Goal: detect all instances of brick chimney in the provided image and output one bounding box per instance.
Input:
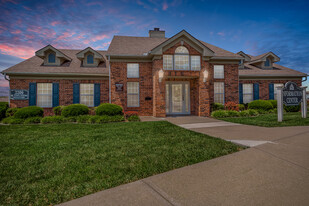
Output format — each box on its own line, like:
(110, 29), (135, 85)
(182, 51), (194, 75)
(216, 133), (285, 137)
(149, 28), (165, 38)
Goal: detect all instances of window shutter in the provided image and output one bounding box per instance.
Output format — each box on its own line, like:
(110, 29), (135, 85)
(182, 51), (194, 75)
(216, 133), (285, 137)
(269, 83), (274, 100)
(52, 83), (59, 107)
(239, 83), (243, 104)
(29, 82), (36, 106)
(94, 83), (100, 106)
(73, 83), (80, 104)
(253, 83), (259, 100)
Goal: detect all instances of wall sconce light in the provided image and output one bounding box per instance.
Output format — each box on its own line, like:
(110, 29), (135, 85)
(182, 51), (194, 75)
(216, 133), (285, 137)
(158, 69), (164, 82)
(203, 69), (208, 82)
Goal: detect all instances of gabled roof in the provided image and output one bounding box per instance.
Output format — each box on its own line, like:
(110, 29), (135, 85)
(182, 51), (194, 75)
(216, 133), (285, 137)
(76, 47), (104, 60)
(249, 52), (280, 63)
(2, 49), (108, 76)
(150, 30), (214, 57)
(237, 51), (251, 61)
(35, 45), (72, 61)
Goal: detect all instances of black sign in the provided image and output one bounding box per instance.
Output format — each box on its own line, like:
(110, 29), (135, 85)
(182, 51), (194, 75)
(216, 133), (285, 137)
(115, 84), (123, 91)
(283, 82), (303, 106)
(10, 89), (29, 100)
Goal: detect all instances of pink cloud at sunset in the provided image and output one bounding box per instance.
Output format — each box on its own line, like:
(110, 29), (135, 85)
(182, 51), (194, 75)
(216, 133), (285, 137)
(0, 44), (36, 59)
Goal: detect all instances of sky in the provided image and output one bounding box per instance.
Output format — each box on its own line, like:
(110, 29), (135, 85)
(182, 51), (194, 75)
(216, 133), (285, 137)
(0, 0), (309, 95)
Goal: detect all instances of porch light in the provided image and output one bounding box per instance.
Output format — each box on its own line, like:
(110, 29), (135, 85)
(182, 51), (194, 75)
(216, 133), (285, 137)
(158, 69), (164, 82)
(203, 69), (208, 82)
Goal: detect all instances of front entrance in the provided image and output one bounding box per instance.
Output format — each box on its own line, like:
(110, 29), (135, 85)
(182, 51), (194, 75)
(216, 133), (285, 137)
(166, 82), (190, 115)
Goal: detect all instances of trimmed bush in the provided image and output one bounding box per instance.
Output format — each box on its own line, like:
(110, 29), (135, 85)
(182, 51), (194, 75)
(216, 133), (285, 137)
(124, 111), (138, 118)
(227, 110), (240, 117)
(65, 116), (77, 122)
(211, 110), (229, 118)
(24, 117), (42, 124)
(14, 106), (44, 119)
(284, 105), (301, 112)
(225, 102), (239, 111)
(0, 102), (9, 109)
(87, 115), (101, 124)
(268, 100), (277, 108)
(6, 108), (20, 117)
(53, 106), (64, 116)
(248, 100), (273, 111)
(77, 115), (92, 123)
(61, 104), (89, 117)
(239, 110), (250, 117)
(127, 115), (140, 122)
(238, 104), (245, 111)
(2, 117), (24, 124)
(96, 115), (125, 123)
(247, 109), (259, 116)
(0, 102), (9, 120)
(41, 116), (65, 124)
(95, 103), (123, 116)
(211, 103), (224, 111)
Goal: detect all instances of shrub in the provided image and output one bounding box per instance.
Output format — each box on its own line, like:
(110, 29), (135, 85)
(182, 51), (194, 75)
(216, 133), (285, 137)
(211, 103), (224, 111)
(247, 109), (259, 116)
(0, 102), (9, 109)
(284, 105), (301, 112)
(248, 100), (273, 111)
(96, 115), (125, 123)
(77, 115), (92, 123)
(227, 110), (240, 117)
(61, 104), (89, 117)
(238, 104), (245, 111)
(211, 110), (229, 118)
(127, 115), (140, 122)
(65, 116), (77, 122)
(53, 106), (64, 116)
(24, 117), (42, 124)
(14, 106), (44, 119)
(124, 111), (139, 118)
(2, 117), (24, 124)
(225, 102), (239, 111)
(256, 109), (270, 114)
(6, 108), (20, 117)
(88, 115), (101, 124)
(239, 110), (250, 117)
(41, 116), (65, 124)
(269, 108), (277, 114)
(95, 103), (123, 116)
(0, 102), (9, 120)
(268, 100), (277, 108)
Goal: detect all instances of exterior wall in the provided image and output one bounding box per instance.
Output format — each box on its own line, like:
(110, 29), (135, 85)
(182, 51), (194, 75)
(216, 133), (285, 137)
(110, 62), (153, 116)
(9, 78), (109, 116)
(239, 79), (302, 100)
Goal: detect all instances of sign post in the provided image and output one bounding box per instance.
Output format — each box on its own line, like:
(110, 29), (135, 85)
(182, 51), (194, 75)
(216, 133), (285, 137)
(277, 86), (284, 122)
(301, 86), (307, 118)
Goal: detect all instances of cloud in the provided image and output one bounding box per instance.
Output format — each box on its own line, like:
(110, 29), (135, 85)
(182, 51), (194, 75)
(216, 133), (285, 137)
(56, 31), (76, 41)
(11, 30), (21, 34)
(217, 32), (225, 37)
(0, 44), (36, 59)
(162, 2), (168, 10)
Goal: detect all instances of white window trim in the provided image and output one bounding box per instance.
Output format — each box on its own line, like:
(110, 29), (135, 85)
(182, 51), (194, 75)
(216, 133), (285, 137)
(127, 82), (140, 107)
(214, 82), (225, 104)
(80, 83), (94, 107)
(214, 65), (224, 79)
(37, 83), (53, 108)
(127, 63), (139, 78)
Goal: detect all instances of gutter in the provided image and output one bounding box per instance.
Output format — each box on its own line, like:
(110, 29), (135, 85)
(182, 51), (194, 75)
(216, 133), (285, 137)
(3, 72), (109, 77)
(108, 55), (111, 103)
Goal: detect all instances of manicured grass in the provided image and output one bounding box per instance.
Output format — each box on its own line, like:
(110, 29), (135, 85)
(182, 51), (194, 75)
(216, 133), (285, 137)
(0, 121), (243, 205)
(220, 112), (309, 127)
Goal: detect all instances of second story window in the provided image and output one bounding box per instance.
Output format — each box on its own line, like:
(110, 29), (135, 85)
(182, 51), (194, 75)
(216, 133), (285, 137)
(265, 58), (270, 67)
(87, 54), (94, 64)
(174, 46), (189, 70)
(214, 65), (224, 79)
(127, 63), (139, 78)
(191, 56), (201, 71)
(163, 55), (173, 70)
(48, 53), (56, 63)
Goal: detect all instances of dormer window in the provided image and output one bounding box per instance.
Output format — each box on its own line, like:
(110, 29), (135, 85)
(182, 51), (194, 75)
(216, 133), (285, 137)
(87, 54), (94, 64)
(265, 58), (270, 67)
(48, 53), (56, 63)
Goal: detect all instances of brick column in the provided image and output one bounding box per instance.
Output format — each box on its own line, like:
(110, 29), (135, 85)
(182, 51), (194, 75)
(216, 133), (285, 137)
(198, 61), (211, 116)
(152, 59), (166, 117)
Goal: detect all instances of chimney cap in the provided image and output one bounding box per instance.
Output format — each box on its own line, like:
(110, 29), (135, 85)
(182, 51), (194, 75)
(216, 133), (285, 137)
(154, 28), (160, 31)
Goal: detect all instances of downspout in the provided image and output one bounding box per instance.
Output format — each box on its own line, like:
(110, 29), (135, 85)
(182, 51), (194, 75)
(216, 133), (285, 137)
(2, 72), (10, 105)
(108, 55), (111, 103)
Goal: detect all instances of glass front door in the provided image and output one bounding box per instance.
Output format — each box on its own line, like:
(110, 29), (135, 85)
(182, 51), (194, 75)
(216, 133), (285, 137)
(166, 82), (190, 115)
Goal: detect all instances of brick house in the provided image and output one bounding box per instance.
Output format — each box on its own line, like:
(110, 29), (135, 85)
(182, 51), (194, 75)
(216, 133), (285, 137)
(2, 29), (307, 117)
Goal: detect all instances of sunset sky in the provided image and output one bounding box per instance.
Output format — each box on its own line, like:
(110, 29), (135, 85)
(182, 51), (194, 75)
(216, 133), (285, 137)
(0, 0), (308, 92)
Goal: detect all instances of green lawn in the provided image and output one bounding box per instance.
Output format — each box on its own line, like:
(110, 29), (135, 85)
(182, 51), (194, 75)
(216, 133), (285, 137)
(0, 121), (242, 205)
(220, 112), (309, 127)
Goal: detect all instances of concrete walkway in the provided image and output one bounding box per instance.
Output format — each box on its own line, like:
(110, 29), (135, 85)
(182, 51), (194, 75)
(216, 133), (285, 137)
(59, 116), (309, 206)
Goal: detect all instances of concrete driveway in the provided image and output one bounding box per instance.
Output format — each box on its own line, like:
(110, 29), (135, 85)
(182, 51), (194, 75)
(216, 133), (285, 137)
(59, 116), (309, 206)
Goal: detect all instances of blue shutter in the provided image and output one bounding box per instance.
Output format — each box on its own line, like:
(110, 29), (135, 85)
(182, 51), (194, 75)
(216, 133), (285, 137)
(253, 83), (259, 100)
(29, 82), (36, 106)
(239, 83), (243, 104)
(73, 83), (80, 104)
(94, 83), (101, 106)
(52, 83), (59, 107)
(269, 83), (274, 100)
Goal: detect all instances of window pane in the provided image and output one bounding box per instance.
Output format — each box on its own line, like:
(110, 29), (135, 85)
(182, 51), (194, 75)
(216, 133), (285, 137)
(243, 84), (253, 104)
(48, 53), (55, 63)
(214, 82), (224, 104)
(87, 54), (94, 64)
(80, 84), (94, 107)
(127, 64), (139, 78)
(265, 58), (270, 67)
(37, 83), (52, 107)
(175, 46), (189, 54)
(214, 65), (224, 79)
(174, 55), (189, 70)
(127, 82), (139, 107)
(191, 56), (201, 71)
(163, 55), (173, 70)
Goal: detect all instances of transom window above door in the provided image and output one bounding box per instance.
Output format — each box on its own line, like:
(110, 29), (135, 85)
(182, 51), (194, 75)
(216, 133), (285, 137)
(163, 46), (201, 71)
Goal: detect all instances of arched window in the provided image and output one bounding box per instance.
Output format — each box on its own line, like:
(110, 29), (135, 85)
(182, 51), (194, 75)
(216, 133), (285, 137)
(174, 46), (189, 70)
(87, 54), (94, 64)
(48, 53), (55, 63)
(265, 58), (270, 67)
